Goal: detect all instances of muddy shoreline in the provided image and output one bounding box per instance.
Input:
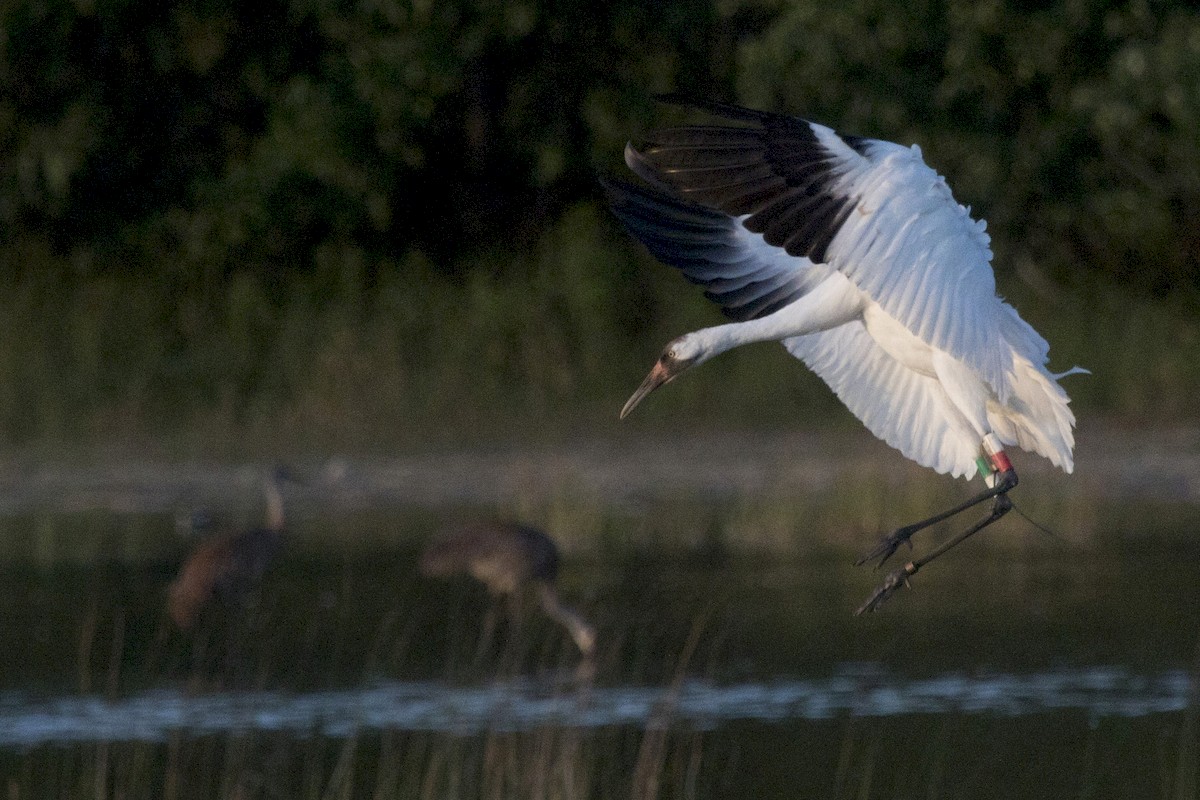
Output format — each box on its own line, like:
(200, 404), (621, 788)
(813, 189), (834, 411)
(0, 425), (1194, 517)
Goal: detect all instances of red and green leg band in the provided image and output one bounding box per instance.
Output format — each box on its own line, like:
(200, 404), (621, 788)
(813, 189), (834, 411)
(977, 434), (1013, 483)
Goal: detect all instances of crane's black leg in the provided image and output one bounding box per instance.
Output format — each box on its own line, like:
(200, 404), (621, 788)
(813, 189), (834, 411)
(855, 492), (1013, 615)
(855, 469), (1018, 568)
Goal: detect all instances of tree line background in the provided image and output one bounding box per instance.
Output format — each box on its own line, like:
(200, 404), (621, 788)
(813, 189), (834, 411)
(1, 0), (1197, 454)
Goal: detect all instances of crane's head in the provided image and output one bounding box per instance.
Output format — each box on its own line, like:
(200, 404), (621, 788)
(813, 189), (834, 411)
(620, 334), (706, 419)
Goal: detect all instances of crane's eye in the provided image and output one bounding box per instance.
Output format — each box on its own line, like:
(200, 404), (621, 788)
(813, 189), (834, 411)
(666, 349), (676, 360)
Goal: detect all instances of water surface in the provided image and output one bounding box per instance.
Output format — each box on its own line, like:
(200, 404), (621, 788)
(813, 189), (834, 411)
(0, 488), (1196, 799)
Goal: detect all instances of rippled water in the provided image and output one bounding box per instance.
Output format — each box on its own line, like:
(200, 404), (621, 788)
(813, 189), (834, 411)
(1, 666), (1192, 747)
(0, 491), (1197, 799)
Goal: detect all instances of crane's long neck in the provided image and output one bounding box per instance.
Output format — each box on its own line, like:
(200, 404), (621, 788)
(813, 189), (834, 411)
(536, 583), (596, 658)
(693, 273), (863, 360)
(263, 473), (285, 532)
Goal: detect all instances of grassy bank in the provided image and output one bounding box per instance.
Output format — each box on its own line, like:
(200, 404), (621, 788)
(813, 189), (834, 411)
(1, 202), (1196, 459)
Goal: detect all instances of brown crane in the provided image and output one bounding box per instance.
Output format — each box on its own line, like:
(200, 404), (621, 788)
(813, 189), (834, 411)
(168, 467), (295, 630)
(421, 521), (597, 660)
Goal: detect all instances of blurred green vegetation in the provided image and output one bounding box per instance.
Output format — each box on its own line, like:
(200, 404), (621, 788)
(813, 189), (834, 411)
(0, 0), (1197, 453)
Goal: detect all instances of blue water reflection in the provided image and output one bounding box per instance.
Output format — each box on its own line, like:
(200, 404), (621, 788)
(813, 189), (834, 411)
(1, 664), (1189, 746)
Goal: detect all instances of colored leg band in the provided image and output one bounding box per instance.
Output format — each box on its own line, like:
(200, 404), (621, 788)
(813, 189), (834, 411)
(982, 433), (1013, 473)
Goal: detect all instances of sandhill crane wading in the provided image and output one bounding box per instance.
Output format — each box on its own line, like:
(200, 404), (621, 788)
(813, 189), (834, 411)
(421, 522), (597, 661)
(606, 97), (1087, 613)
(168, 467), (298, 630)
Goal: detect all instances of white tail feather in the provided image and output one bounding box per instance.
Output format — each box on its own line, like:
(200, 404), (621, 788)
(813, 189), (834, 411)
(987, 354), (1080, 473)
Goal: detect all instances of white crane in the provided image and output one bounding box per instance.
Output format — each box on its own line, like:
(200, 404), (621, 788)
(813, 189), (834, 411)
(607, 96), (1087, 613)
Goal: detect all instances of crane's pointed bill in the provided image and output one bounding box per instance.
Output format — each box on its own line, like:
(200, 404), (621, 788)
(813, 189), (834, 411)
(620, 360), (673, 419)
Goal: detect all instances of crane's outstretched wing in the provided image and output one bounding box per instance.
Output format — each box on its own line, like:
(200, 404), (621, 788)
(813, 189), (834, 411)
(783, 324), (980, 477)
(626, 96), (1021, 399)
(606, 174), (980, 476)
(604, 177), (832, 321)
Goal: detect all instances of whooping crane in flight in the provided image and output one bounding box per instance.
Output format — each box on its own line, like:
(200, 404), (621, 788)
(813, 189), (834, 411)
(421, 521), (597, 662)
(607, 96), (1086, 613)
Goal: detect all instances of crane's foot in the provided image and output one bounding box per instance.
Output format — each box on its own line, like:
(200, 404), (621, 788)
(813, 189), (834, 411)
(854, 522), (921, 569)
(854, 491), (1015, 614)
(854, 562), (918, 615)
(854, 469), (1019, 570)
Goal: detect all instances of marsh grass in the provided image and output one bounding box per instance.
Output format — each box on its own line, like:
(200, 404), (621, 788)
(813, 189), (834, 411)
(0, 469), (1198, 798)
(0, 457), (1126, 572)
(3, 567), (726, 800)
(2, 503), (1200, 798)
(0, 204), (1195, 458)
(10, 711), (1199, 800)
(0, 490), (755, 799)
(3, 723), (714, 800)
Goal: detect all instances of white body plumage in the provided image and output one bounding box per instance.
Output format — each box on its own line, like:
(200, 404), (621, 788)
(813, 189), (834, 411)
(609, 98), (1086, 481)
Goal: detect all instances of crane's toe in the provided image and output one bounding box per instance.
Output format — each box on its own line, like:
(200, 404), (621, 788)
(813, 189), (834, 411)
(854, 564), (917, 615)
(854, 524), (918, 569)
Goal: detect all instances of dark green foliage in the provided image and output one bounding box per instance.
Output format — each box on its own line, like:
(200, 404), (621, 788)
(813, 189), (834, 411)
(1, 0), (753, 284)
(738, 0), (1200, 295)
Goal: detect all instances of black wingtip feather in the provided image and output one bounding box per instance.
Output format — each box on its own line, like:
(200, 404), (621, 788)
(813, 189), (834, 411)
(602, 176), (729, 228)
(781, 197), (852, 260)
(603, 172), (817, 321)
(707, 279), (802, 322)
(654, 94), (872, 159)
(806, 202), (856, 264)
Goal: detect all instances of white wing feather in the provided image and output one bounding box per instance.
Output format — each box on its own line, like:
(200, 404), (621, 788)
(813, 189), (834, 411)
(614, 100), (1083, 475)
(810, 130), (1017, 401)
(784, 322), (981, 478)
